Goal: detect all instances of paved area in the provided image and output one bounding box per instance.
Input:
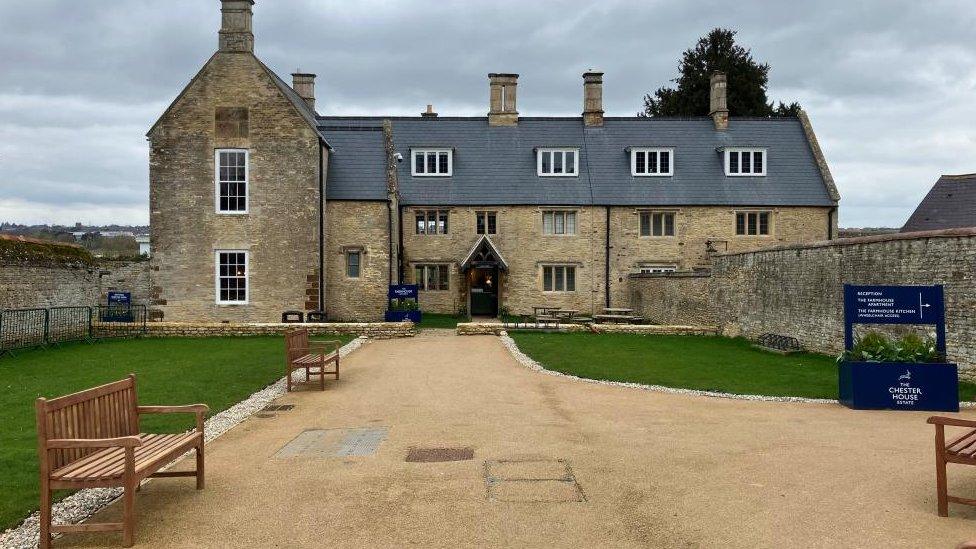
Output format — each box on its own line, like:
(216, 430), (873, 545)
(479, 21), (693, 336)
(63, 333), (976, 548)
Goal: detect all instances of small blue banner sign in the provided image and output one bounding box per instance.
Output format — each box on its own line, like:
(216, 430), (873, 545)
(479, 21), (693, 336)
(840, 284), (957, 411)
(388, 285), (419, 300)
(107, 291), (131, 307)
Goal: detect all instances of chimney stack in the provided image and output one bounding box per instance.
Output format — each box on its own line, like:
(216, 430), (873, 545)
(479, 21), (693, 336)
(219, 0), (254, 53)
(291, 72), (316, 110)
(421, 104), (438, 118)
(709, 71), (729, 130)
(582, 70), (604, 127)
(488, 73), (518, 126)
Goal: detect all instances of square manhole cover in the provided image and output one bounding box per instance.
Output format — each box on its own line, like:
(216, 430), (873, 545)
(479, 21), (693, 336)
(275, 427), (388, 458)
(406, 447), (474, 462)
(484, 459), (585, 503)
(263, 404), (295, 412)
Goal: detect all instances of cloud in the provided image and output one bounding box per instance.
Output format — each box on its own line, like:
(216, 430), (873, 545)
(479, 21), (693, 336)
(0, 0), (974, 226)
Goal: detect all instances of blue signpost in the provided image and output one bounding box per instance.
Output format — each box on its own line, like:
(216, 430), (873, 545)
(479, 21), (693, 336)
(385, 285), (421, 323)
(839, 284), (958, 411)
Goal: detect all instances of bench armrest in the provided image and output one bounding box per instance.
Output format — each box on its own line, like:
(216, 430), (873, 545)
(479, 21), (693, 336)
(47, 436), (142, 449)
(138, 404), (209, 431)
(309, 340), (341, 353)
(927, 416), (976, 428)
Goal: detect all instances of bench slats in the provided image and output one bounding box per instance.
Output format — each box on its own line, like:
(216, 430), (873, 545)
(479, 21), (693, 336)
(52, 433), (200, 481)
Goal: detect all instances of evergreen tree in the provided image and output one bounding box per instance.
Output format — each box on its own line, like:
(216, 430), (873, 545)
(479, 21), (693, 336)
(639, 28), (799, 117)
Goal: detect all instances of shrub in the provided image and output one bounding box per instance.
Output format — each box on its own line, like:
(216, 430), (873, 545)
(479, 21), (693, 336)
(839, 331), (944, 363)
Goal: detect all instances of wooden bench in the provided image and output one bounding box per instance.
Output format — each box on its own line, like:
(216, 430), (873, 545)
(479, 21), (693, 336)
(285, 328), (340, 391)
(35, 374), (208, 548)
(928, 415), (976, 516)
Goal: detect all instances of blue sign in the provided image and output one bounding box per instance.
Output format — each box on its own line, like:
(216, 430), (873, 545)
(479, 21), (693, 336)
(843, 285), (946, 353)
(107, 291), (131, 307)
(840, 284), (956, 411)
(388, 285), (419, 300)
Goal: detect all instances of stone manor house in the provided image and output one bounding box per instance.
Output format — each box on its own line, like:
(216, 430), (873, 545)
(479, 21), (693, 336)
(148, 0), (841, 322)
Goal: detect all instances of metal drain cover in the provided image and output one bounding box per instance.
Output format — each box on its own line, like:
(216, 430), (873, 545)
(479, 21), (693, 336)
(263, 404), (295, 412)
(275, 427), (389, 458)
(406, 447), (474, 462)
(484, 459), (585, 502)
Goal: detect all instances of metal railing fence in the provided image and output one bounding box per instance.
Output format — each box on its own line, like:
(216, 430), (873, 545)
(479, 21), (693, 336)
(0, 305), (147, 355)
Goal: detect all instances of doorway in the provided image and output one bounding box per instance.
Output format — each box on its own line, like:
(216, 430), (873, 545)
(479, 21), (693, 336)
(470, 267), (499, 316)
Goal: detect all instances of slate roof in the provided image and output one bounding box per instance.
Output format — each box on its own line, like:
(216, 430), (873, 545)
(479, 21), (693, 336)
(319, 115), (836, 207)
(901, 174), (976, 232)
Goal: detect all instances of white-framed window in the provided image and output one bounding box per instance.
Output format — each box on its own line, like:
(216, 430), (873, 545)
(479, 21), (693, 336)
(735, 211), (772, 236)
(415, 264), (449, 291)
(631, 148), (673, 176)
(725, 148), (767, 176)
(638, 264), (677, 274)
(346, 250), (361, 278)
(542, 210), (577, 235)
(537, 148), (578, 177)
(415, 210), (449, 235)
(542, 265), (576, 292)
(215, 250), (248, 304)
(476, 211), (497, 235)
(412, 149), (452, 176)
(639, 211), (676, 237)
(215, 149), (248, 213)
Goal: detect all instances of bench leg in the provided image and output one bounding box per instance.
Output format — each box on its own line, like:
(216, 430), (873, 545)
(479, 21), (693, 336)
(39, 482), (51, 549)
(320, 363), (325, 391)
(286, 367), (292, 392)
(935, 424), (949, 517)
(122, 483), (136, 547)
(335, 355), (340, 380)
(196, 443), (205, 490)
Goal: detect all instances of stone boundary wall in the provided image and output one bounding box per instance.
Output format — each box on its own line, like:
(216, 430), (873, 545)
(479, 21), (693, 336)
(456, 322), (716, 336)
(0, 237), (152, 310)
(710, 228), (976, 373)
(628, 272), (715, 326)
(141, 321), (415, 339)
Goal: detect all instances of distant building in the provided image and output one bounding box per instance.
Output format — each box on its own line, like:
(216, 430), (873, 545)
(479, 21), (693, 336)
(135, 235), (151, 257)
(901, 174), (976, 232)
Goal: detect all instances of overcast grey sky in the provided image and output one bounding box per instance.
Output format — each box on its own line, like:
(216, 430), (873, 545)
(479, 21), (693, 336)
(0, 0), (973, 227)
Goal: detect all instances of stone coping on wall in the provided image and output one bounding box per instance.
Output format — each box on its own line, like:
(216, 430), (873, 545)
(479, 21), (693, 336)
(139, 321), (416, 339)
(717, 226), (976, 257)
(456, 322), (717, 336)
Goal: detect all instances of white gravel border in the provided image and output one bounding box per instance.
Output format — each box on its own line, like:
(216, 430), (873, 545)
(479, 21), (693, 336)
(0, 336), (368, 549)
(500, 331), (976, 408)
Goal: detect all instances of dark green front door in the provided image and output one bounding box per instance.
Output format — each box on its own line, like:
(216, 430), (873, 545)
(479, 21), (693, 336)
(470, 267), (498, 316)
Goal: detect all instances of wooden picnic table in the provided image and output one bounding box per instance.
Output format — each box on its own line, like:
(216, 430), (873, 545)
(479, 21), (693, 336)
(533, 306), (561, 317)
(593, 314), (640, 324)
(603, 307), (633, 314)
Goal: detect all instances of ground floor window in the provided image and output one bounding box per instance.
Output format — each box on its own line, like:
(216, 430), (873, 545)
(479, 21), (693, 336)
(638, 264), (677, 274)
(415, 264), (449, 291)
(542, 265), (576, 292)
(216, 250), (248, 304)
(736, 211), (771, 236)
(346, 250), (361, 278)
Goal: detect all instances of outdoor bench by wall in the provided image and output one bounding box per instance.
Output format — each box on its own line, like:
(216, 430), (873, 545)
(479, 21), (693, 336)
(141, 321), (416, 339)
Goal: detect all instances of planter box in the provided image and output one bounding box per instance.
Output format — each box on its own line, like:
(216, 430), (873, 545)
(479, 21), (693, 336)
(838, 361), (959, 412)
(385, 310), (421, 323)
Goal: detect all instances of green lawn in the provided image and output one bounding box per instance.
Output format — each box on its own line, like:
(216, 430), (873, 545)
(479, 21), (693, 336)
(0, 335), (353, 530)
(417, 313), (465, 329)
(509, 332), (976, 401)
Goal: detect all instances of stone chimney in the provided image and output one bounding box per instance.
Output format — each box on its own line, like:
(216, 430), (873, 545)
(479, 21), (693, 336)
(709, 71), (729, 130)
(291, 73), (316, 110)
(488, 73), (518, 126)
(421, 104), (438, 118)
(219, 0), (254, 53)
(582, 70), (604, 127)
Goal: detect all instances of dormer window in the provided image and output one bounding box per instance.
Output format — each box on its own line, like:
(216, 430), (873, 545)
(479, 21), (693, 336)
(631, 148), (673, 176)
(537, 148), (578, 177)
(412, 148), (452, 176)
(725, 148), (766, 176)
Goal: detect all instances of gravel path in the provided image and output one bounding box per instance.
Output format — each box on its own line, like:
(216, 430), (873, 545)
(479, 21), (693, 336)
(0, 336), (367, 549)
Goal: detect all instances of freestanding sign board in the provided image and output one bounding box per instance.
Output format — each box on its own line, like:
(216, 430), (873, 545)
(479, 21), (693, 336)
(104, 291), (134, 322)
(385, 285), (421, 323)
(839, 284), (958, 412)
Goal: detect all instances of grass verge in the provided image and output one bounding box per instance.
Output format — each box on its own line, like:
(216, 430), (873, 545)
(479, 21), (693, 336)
(0, 334), (354, 530)
(417, 313), (464, 329)
(508, 332), (976, 401)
